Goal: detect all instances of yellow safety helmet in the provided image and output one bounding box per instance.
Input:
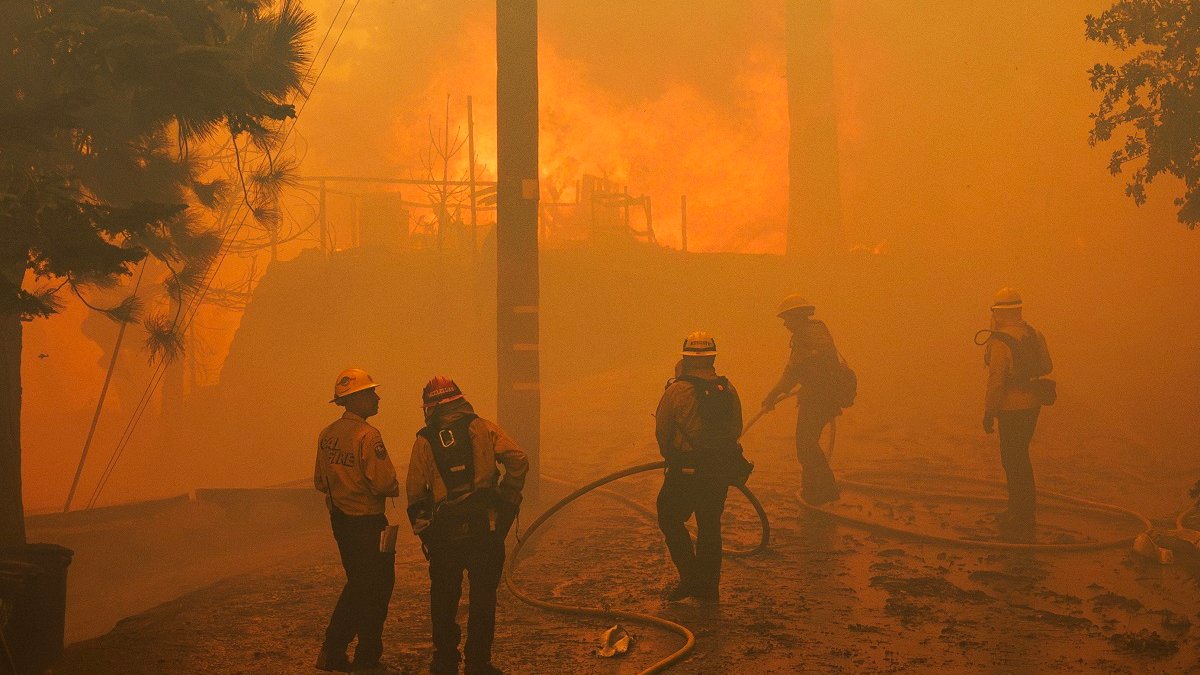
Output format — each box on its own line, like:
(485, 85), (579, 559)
(330, 368), (379, 403)
(776, 293), (815, 318)
(990, 287), (1023, 310)
(681, 331), (718, 357)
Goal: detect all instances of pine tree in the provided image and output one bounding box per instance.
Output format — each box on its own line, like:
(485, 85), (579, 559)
(0, 0), (313, 545)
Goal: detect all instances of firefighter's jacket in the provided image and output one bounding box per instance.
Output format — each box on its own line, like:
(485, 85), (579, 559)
(984, 320), (1053, 413)
(314, 411), (400, 515)
(655, 366), (743, 464)
(773, 319), (839, 404)
(406, 401), (528, 536)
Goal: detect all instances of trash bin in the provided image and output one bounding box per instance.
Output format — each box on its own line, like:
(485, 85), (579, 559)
(0, 543), (73, 675)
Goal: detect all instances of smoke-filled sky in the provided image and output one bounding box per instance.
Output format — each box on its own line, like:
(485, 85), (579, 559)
(22, 0), (1200, 511)
(291, 0), (1200, 253)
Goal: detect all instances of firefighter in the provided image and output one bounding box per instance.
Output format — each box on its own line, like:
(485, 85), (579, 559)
(656, 332), (743, 602)
(762, 294), (843, 505)
(315, 368), (400, 674)
(406, 377), (528, 675)
(982, 287), (1053, 540)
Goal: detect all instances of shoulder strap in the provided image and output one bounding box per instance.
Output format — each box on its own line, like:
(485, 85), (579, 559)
(676, 374), (725, 392)
(418, 414), (479, 497)
(987, 330), (1020, 350)
(983, 328), (1041, 376)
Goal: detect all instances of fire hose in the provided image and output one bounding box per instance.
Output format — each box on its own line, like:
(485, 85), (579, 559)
(503, 391), (782, 673)
(504, 462), (770, 674)
(502, 385), (1160, 672)
(1177, 496), (1200, 530)
(751, 388), (1152, 550)
(798, 472), (1152, 551)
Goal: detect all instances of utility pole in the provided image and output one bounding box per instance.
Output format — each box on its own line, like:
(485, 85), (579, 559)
(786, 0), (842, 257)
(318, 179), (328, 255)
(496, 0), (540, 501)
(467, 96), (479, 263)
(680, 195), (688, 252)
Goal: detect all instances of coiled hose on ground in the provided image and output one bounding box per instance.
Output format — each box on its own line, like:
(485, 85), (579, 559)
(754, 390), (1153, 550)
(1177, 496), (1200, 531)
(504, 461), (770, 674)
(798, 472), (1153, 551)
(504, 390), (1166, 672)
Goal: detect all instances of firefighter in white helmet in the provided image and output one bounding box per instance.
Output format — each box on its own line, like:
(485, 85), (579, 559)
(314, 368), (400, 673)
(981, 287), (1053, 541)
(763, 294), (843, 505)
(406, 377), (527, 675)
(655, 332), (744, 602)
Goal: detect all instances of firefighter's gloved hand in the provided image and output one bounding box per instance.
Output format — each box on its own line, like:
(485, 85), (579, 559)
(982, 414), (995, 434)
(761, 391), (781, 411)
(496, 499), (519, 540)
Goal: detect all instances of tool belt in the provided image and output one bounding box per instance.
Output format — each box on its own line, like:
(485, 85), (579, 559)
(415, 414), (498, 543)
(667, 444), (753, 487)
(424, 489), (496, 543)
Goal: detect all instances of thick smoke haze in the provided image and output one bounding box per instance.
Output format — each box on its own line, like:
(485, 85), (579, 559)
(22, 0), (1200, 512)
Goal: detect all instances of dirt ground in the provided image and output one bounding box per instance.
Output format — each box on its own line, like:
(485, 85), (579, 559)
(50, 397), (1200, 675)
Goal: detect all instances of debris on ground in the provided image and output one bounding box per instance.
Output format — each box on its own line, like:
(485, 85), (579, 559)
(597, 624), (632, 658)
(1108, 630), (1179, 657)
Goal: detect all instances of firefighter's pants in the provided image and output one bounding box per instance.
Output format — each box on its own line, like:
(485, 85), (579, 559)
(997, 408), (1040, 526)
(796, 402), (840, 503)
(324, 510), (395, 665)
(428, 534), (506, 668)
(657, 471), (728, 595)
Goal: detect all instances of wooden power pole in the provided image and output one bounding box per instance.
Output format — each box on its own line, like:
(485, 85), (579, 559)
(496, 0), (540, 500)
(786, 0), (842, 257)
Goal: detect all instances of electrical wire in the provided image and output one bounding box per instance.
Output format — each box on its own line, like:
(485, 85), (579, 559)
(63, 260), (147, 512)
(83, 2), (363, 508)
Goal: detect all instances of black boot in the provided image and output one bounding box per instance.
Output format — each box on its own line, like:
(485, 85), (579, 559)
(665, 579), (696, 602)
(316, 648), (354, 673)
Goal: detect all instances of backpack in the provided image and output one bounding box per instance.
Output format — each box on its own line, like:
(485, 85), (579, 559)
(984, 329), (1051, 380)
(676, 375), (739, 438)
(831, 355), (857, 409)
(416, 415), (495, 542)
(980, 328), (1056, 405)
(675, 376), (754, 485)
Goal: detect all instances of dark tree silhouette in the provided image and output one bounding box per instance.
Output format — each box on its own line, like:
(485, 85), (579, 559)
(1087, 0), (1200, 228)
(0, 0), (313, 545)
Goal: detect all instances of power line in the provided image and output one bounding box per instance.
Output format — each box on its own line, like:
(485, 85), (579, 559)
(63, 261), (146, 512)
(83, 2), (362, 508)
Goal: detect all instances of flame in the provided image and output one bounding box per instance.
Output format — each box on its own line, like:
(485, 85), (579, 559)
(383, 17), (791, 253)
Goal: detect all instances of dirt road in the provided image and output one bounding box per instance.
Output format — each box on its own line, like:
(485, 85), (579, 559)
(55, 417), (1200, 674)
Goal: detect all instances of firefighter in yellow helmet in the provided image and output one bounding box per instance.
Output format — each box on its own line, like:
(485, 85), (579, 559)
(655, 332), (744, 602)
(314, 368), (400, 674)
(981, 287), (1053, 541)
(406, 377), (528, 675)
(762, 294), (843, 505)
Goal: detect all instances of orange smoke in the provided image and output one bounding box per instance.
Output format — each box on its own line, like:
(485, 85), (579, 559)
(377, 13), (791, 253)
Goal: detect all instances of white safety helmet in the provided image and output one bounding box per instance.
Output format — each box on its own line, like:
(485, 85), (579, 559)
(680, 331), (718, 357)
(990, 287), (1023, 310)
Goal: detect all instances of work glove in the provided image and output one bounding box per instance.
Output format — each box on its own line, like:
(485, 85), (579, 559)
(982, 413), (995, 435)
(761, 389), (783, 411)
(496, 498), (519, 541)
